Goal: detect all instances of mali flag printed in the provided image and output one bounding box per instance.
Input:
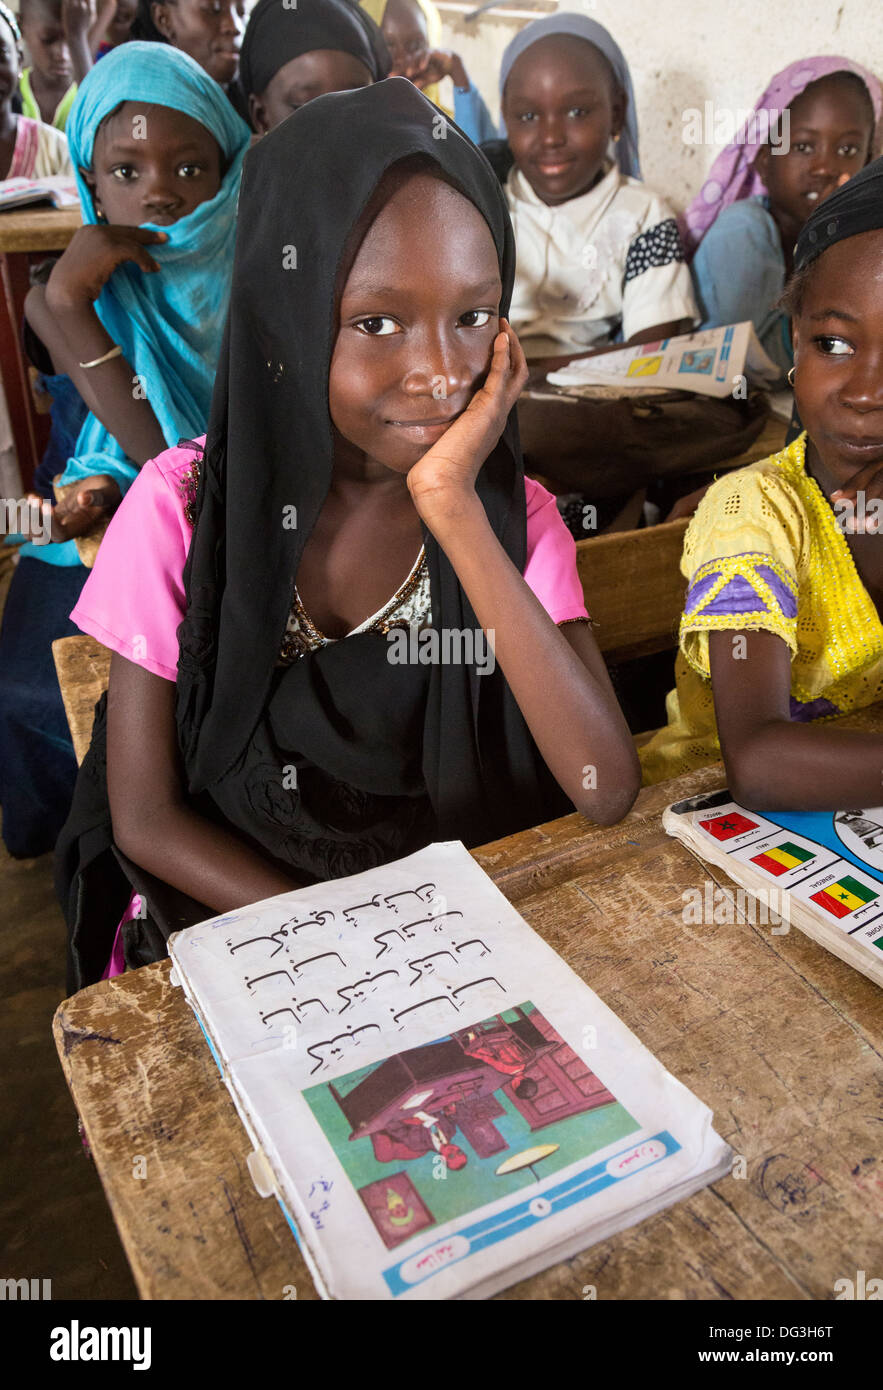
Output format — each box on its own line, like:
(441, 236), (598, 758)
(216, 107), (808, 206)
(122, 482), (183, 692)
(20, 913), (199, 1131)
(750, 842), (815, 877)
(699, 812), (759, 841)
(810, 875), (879, 919)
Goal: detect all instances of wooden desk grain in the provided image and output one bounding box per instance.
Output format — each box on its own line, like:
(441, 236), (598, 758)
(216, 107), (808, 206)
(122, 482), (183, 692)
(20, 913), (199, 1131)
(53, 739), (883, 1301)
(0, 205), (80, 253)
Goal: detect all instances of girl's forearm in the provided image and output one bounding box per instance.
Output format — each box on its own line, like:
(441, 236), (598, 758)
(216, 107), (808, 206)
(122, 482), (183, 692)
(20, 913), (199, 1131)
(709, 629), (883, 809)
(68, 31), (94, 84)
(30, 288), (168, 463)
(114, 797), (303, 914)
(427, 497), (639, 822)
(721, 718), (883, 811)
(88, 0), (115, 52)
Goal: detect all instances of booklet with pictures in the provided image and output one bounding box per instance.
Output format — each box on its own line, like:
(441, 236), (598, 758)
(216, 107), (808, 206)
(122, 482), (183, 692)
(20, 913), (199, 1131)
(545, 321), (779, 399)
(664, 791), (883, 987)
(168, 842), (732, 1300)
(0, 176), (79, 210)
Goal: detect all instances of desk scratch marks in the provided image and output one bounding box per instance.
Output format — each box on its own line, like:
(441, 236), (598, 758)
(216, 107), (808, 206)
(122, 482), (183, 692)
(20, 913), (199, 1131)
(58, 1017), (122, 1056)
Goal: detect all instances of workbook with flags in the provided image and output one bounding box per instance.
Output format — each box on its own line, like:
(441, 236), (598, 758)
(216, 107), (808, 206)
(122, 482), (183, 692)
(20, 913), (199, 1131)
(664, 792), (883, 987)
(167, 842), (732, 1300)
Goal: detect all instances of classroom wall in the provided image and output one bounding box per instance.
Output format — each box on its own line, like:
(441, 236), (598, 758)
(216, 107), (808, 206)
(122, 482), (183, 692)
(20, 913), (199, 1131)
(438, 0), (883, 211)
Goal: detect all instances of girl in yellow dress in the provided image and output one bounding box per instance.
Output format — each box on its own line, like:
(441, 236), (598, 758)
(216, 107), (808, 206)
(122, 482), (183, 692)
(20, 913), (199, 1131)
(641, 157), (883, 809)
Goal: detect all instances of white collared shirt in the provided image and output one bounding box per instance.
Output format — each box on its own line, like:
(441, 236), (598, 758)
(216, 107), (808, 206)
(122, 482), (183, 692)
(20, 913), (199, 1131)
(505, 161), (698, 356)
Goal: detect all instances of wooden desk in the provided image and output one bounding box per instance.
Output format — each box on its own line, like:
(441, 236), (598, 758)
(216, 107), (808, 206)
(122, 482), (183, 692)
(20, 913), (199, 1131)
(0, 206), (81, 491)
(0, 205), (81, 255)
(52, 719), (883, 1300)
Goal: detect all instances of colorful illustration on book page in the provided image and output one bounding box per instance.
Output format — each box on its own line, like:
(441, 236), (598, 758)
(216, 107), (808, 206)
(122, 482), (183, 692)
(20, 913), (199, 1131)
(678, 348), (715, 375)
(626, 354), (662, 378)
(302, 1001), (637, 1252)
(833, 809), (883, 873)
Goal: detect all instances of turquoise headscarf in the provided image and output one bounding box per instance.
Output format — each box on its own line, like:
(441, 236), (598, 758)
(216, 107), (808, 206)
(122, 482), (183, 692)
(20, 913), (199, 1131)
(25, 42), (249, 565)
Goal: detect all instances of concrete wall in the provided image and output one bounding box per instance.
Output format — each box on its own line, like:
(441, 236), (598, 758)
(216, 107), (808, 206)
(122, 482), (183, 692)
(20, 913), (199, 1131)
(438, 0), (883, 211)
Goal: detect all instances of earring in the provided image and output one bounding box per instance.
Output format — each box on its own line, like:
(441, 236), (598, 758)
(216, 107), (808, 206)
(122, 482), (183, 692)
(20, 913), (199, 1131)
(787, 366), (796, 387)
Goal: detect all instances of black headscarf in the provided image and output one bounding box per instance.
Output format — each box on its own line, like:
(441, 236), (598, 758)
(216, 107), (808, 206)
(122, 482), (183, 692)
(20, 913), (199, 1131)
(239, 0), (390, 100)
(174, 77), (570, 876)
(794, 154), (883, 271)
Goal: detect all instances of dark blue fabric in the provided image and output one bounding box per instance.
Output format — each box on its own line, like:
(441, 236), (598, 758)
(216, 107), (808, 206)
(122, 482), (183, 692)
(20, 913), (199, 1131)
(0, 556), (89, 857)
(31, 373), (90, 501)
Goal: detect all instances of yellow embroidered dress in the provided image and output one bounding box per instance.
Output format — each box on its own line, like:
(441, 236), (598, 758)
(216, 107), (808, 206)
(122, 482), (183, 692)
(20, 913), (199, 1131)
(640, 433), (883, 784)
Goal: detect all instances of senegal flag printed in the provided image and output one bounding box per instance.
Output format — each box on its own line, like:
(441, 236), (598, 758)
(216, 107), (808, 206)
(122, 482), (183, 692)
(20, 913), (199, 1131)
(810, 875), (879, 920)
(750, 842), (815, 877)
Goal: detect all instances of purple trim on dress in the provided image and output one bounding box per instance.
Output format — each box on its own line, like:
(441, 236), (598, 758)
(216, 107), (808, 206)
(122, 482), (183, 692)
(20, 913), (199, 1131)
(701, 574), (767, 616)
(755, 564), (797, 618)
(789, 694), (839, 722)
(684, 569), (720, 614)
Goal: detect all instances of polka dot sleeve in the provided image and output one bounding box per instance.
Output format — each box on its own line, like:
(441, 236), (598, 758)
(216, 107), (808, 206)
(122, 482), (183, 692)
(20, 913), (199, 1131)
(621, 192), (699, 341)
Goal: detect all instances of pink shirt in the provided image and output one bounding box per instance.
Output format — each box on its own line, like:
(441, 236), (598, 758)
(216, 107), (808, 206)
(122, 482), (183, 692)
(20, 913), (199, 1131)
(72, 438), (589, 680)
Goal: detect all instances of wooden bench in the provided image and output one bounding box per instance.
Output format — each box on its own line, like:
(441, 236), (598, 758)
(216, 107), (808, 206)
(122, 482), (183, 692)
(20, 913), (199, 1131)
(576, 516), (689, 665)
(52, 633), (112, 765)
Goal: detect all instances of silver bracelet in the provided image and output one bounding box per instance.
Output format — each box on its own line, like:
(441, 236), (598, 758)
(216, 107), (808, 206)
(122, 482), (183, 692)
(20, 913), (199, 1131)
(78, 344), (123, 370)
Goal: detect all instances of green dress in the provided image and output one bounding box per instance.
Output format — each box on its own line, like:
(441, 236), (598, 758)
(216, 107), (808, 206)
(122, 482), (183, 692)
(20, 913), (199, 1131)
(19, 68), (77, 131)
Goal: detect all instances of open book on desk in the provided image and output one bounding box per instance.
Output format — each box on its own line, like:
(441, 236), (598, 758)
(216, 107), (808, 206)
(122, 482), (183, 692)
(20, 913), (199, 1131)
(546, 321), (780, 400)
(0, 176), (79, 210)
(168, 841), (731, 1299)
(665, 791), (883, 987)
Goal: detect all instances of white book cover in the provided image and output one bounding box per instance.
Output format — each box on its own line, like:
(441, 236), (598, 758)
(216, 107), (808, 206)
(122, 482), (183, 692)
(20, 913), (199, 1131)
(169, 842), (732, 1299)
(0, 175), (79, 210)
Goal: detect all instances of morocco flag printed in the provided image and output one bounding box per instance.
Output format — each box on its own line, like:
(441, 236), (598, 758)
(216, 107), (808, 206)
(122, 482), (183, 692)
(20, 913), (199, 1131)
(699, 811), (759, 841)
(750, 842), (815, 877)
(811, 875), (879, 919)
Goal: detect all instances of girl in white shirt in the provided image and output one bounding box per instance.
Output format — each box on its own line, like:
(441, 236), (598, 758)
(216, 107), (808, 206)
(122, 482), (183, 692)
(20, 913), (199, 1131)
(495, 14), (696, 361)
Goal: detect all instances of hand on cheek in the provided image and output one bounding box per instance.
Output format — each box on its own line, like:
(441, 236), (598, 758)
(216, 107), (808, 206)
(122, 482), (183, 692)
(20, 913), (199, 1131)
(406, 319), (528, 528)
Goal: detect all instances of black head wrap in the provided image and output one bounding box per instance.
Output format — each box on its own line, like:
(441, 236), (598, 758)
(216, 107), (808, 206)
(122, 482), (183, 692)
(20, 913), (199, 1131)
(794, 154), (883, 272)
(239, 0), (390, 100)
(174, 77), (570, 879)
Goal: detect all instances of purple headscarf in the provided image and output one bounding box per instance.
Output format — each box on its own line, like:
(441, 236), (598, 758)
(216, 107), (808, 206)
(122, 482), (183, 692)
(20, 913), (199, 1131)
(682, 56), (882, 257)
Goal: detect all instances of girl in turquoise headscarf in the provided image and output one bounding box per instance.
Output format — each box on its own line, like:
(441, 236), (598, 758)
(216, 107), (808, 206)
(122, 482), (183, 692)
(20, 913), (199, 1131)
(0, 40), (249, 859)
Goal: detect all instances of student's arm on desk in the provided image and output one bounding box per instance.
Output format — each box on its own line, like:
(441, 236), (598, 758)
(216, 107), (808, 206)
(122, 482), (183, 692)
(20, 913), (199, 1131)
(107, 653), (303, 911)
(710, 629), (883, 809)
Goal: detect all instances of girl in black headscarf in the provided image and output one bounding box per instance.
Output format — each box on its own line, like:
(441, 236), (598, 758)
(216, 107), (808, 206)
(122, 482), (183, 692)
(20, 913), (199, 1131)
(240, 0), (390, 134)
(58, 78), (639, 987)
